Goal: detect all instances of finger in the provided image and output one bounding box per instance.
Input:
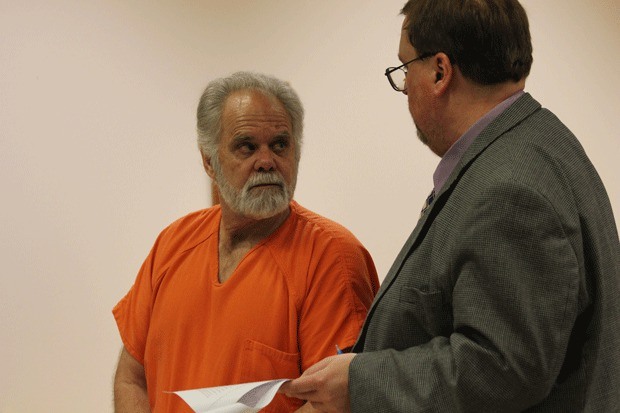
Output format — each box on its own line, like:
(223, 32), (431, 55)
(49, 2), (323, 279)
(279, 381), (292, 394)
(309, 400), (326, 412)
(301, 355), (333, 375)
(282, 379), (319, 398)
(282, 361), (331, 395)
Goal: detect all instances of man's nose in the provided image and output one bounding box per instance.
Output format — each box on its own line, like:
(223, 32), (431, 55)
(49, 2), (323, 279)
(254, 147), (275, 172)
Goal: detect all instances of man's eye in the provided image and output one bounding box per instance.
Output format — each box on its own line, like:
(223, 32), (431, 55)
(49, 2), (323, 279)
(272, 140), (288, 152)
(238, 143), (255, 154)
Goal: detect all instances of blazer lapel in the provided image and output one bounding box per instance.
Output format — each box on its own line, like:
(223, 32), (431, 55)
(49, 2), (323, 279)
(357, 94), (543, 343)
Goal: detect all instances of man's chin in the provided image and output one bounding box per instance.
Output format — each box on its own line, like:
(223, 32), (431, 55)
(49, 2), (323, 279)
(242, 203), (290, 220)
(235, 191), (291, 219)
(416, 128), (429, 145)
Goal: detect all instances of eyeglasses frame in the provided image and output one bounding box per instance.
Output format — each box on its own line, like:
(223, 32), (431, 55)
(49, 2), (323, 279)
(385, 52), (438, 92)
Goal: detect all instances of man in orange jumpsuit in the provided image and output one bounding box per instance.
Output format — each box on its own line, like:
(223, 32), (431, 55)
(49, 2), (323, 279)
(112, 71), (379, 413)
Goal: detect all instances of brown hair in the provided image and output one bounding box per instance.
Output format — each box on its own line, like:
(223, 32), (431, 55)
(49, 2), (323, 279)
(401, 0), (533, 84)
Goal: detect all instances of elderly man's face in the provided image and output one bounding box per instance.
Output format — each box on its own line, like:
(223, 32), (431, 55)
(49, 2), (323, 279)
(206, 89), (298, 220)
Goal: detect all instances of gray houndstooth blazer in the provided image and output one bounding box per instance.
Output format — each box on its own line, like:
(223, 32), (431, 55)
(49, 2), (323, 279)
(350, 93), (620, 412)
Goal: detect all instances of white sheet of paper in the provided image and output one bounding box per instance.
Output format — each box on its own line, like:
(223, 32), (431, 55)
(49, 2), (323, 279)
(172, 379), (291, 413)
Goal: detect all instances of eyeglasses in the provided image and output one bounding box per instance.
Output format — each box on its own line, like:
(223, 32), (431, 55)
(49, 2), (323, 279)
(385, 52), (436, 92)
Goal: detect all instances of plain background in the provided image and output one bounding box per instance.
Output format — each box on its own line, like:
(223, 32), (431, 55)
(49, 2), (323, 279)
(1, 1), (618, 411)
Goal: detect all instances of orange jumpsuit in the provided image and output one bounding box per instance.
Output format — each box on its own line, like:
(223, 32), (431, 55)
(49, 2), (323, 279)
(113, 201), (379, 412)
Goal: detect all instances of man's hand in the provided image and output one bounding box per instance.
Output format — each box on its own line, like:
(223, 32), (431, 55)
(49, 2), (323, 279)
(282, 353), (356, 413)
(294, 401), (322, 412)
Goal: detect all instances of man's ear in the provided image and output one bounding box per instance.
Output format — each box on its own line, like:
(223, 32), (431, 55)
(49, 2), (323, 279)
(201, 152), (216, 179)
(432, 52), (452, 94)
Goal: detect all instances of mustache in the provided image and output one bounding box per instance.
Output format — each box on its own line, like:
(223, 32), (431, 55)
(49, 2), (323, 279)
(246, 172), (285, 189)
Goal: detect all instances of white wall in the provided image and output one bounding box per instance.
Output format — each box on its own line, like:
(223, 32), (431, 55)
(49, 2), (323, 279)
(1, 1), (618, 411)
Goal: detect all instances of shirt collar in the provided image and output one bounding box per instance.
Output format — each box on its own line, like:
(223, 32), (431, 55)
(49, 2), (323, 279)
(432, 90), (525, 191)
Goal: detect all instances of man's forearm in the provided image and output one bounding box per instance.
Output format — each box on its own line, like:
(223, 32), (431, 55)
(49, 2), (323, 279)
(114, 347), (150, 413)
(114, 380), (150, 413)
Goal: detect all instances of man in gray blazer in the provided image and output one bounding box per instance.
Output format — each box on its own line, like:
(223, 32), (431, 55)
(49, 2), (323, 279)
(282, 0), (620, 411)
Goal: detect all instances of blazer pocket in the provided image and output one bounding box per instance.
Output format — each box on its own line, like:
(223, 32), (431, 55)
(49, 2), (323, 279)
(400, 285), (452, 337)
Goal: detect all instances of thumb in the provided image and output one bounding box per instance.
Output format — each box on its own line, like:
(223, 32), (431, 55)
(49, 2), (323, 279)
(302, 355), (334, 375)
(281, 357), (333, 396)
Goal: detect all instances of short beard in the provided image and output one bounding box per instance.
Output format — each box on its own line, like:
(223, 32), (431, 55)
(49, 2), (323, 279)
(416, 127), (429, 146)
(211, 155), (296, 220)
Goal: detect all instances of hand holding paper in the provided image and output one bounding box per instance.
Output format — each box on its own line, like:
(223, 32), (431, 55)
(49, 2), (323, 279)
(280, 353), (355, 413)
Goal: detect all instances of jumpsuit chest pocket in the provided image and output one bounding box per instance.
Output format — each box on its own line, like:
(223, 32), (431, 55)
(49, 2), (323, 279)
(240, 339), (303, 412)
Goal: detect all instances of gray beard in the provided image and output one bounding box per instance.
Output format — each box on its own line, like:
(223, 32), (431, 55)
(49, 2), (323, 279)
(211, 156), (296, 219)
